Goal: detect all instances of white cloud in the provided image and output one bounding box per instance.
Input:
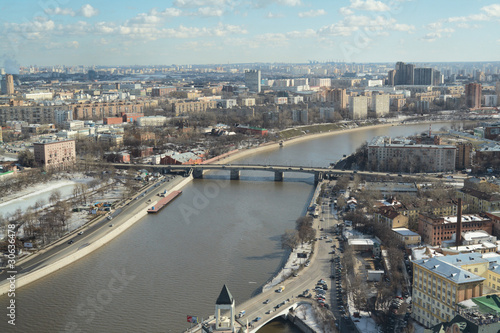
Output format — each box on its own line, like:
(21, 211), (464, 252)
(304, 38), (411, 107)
(77, 4), (99, 18)
(481, 4), (500, 17)
(6, 17), (56, 39)
(298, 9), (326, 18)
(266, 12), (284, 19)
(349, 0), (390, 12)
(421, 32), (440, 42)
(318, 14), (414, 37)
(173, 0), (232, 8)
(339, 7), (354, 16)
(44, 4), (99, 18)
(254, 0), (302, 8)
(44, 7), (75, 16)
(197, 7), (224, 17)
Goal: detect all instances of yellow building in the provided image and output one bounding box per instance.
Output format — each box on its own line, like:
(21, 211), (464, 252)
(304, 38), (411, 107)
(412, 253), (486, 328)
(392, 228), (421, 246)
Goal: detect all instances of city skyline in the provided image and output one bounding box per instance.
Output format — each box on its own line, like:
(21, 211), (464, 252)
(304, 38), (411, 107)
(1, 0), (500, 68)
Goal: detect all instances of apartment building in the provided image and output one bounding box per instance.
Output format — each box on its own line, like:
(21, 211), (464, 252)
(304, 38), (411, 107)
(33, 139), (76, 170)
(171, 100), (216, 115)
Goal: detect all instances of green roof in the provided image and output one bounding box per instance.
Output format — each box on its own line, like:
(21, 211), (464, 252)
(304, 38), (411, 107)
(471, 294), (500, 314)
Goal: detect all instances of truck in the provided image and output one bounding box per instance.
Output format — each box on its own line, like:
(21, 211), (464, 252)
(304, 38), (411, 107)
(237, 310), (246, 318)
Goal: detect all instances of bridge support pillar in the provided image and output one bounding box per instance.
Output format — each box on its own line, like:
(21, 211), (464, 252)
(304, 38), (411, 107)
(314, 172), (323, 184)
(192, 169), (204, 179)
(274, 171), (284, 181)
(230, 169), (240, 180)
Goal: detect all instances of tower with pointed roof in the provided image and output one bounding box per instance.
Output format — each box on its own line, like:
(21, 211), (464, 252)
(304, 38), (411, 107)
(215, 284), (235, 331)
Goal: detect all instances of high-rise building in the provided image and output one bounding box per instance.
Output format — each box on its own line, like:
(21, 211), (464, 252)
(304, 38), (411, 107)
(372, 94), (390, 117)
(496, 81), (500, 100)
(349, 96), (368, 119)
(387, 69), (396, 86)
(414, 68), (433, 85)
(292, 109), (308, 124)
(332, 88), (347, 110)
(1, 74), (14, 95)
(456, 142), (472, 170)
(395, 61), (415, 85)
(465, 83), (482, 109)
(245, 70), (261, 93)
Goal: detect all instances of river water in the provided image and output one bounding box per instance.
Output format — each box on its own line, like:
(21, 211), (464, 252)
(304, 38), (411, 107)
(0, 123), (454, 333)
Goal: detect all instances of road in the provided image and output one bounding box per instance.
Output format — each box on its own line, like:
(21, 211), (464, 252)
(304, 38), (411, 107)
(0, 175), (185, 287)
(231, 180), (358, 332)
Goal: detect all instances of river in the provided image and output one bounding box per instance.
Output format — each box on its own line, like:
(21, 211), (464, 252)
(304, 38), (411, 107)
(0, 122), (455, 332)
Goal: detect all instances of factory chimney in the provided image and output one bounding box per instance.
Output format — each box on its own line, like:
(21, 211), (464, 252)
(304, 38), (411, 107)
(456, 198), (462, 248)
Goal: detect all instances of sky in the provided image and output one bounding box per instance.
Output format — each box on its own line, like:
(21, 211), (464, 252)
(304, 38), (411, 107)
(0, 0), (499, 67)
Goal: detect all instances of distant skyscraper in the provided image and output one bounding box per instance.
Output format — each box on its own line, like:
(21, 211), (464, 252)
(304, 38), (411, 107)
(496, 81), (500, 101)
(387, 70), (396, 86)
(1, 74), (14, 95)
(372, 94), (390, 117)
(245, 69), (261, 93)
(332, 88), (347, 110)
(394, 62), (415, 85)
(414, 68), (433, 85)
(465, 83), (482, 109)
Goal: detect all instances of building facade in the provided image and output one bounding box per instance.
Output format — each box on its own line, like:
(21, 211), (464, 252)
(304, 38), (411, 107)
(412, 254), (486, 328)
(245, 69), (261, 93)
(465, 83), (482, 109)
(33, 139), (76, 170)
(349, 96), (368, 119)
(417, 213), (493, 246)
(367, 136), (456, 173)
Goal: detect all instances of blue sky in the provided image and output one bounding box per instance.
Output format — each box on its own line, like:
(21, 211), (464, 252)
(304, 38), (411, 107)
(1, 0), (499, 66)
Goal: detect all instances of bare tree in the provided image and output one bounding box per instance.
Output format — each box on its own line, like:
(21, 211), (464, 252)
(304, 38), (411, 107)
(281, 229), (299, 250)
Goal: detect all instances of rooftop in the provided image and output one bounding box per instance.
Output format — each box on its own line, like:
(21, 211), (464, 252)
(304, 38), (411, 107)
(413, 254), (486, 284)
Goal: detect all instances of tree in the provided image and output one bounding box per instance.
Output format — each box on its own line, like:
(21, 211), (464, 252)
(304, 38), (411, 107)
(18, 149), (36, 167)
(49, 190), (61, 206)
(281, 230), (299, 250)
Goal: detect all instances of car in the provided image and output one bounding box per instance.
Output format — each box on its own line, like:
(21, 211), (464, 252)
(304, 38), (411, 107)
(78, 231), (84, 235)
(109, 224), (114, 227)
(263, 299), (270, 304)
(265, 310), (271, 315)
(68, 240), (74, 244)
(254, 317), (261, 322)
(107, 216), (113, 220)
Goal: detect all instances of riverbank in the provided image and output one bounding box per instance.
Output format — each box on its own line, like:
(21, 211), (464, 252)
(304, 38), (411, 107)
(0, 175), (193, 296)
(219, 122), (399, 165)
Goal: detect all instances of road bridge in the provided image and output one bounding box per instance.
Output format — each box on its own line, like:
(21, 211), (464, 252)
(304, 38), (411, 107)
(107, 162), (441, 184)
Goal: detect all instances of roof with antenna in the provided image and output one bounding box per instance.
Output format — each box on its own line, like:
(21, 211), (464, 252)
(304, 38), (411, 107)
(216, 284), (234, 305)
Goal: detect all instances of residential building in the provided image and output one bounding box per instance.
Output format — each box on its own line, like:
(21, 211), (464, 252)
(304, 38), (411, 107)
(73, 101), (145, 120)
(375, 206), (409, 229)
(455, 142), (473, 170)
(418, 213), (493, 246)
(240, 98), (255, 107)
(292, 109), (308, 124)
(484, 126), (500, 141)
(245, 69), (261, 93)
(54, 109), (73, 125)
(274, 97), (288, 104)
(457, 188), (500, 213)
(319, 107), (335, 121)
(216, 99), (237, 109)
(395, 62), (415, 85)
(172, 100), (216, 115)
(465, 83), (482, 109)
(484, 95), (498, 107)
(1, 74), (14, 95)
(372, 94), (390, 117)
(367, 136), (456, 173)
(33, 139), (76, 170)
(151, 86), (176, 97)
(160, 152), (202, 165)
(349, 96), (368, 119)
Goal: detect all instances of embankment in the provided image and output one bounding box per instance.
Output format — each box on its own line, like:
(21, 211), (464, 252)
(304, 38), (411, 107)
(0, 175), (193, 296)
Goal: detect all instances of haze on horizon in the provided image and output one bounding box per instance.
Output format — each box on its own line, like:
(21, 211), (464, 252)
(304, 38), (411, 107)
(1, 0), (500, 67)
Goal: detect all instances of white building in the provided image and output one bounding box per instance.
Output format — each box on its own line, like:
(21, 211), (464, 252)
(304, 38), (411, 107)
(240, 98), (255, 107)
(64, 120), (85, 130)
(310, 78), (331, 87)
(372, 94), (390, 117)
(245, 70), (261, 93)
(137, 116), (167, 127)
(23, 91), (53, 100)
(349, 96), (368, 119)
(288, 96), (303, 104)
(274, 97), (288, 104)
(54, 109), (73, 125)
(216, 99), (238, 109)
(484, 95), (498, 107)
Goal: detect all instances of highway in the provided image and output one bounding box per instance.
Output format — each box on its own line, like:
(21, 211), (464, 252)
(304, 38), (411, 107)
(0, 175), (185, 287)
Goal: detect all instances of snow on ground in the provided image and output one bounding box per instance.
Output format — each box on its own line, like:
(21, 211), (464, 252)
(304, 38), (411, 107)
(351, 311), (379, 333)
(294, 304), (324, 333)
(66, 211), (93, 232)
(262, 242), (312, 292)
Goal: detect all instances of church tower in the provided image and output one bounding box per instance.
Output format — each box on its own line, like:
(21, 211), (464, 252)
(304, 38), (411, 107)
(215, 284), (235, 331)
